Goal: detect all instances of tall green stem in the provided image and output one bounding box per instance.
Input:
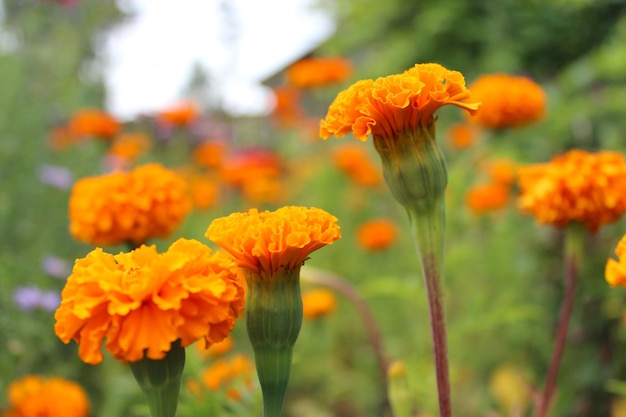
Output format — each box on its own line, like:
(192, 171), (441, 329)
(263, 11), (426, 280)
(533, 223), (585, 417)
(244, 268), (303, 417)
(407, 198), (450, 417)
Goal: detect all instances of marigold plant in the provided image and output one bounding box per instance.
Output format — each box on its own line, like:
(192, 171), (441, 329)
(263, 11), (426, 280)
(201, 354), (256, 401)
(206, 206), (341, 276)
(517, 150), (626, 233)
(285, 57), (352, 89)
(69, 163), (192, 246)
(466, 183), (510, 215)
(356, 218), (399, 251)
(320, 62), (480, 141)
(54, 238), (246, 364)
(468, 73), (546, 130)
(3, 375), (90, 417)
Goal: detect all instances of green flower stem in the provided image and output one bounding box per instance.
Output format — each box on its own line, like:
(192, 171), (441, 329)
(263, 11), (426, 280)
(374, 125), (451, 417)
(129, 340), (185, 417)
(300, 266), (391, 416)
(533, 222), (585, 417)
(406, 199), (450, 417)
(244, 267), (303, 417)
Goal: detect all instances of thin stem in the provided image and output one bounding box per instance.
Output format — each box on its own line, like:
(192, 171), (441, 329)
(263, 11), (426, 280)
(301, 267), (391, 416)
(406, 200), (450, 417)
(532, 223), (585, 417)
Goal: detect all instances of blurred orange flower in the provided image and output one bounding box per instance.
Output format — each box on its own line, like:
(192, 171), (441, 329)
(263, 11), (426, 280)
(446, 122), (480, 149)
(193, 141), (226, 169)
(285, 57), (352, 89)
(68, 108), (121, 139)
(157, 101), (199, 127)
(466, 183), (510, 215)
(54, 238), (246, 364)
(206, 206), (341, 276)
(220, 149), (287, 203)
(468, 73), (546, 129)
(108, 132), (151, 163)
(320, 63), (480, 141)
(3, 375), (89, 417)
(271, 86), (305, 129)
(196, 334), (234, 359)
(302, 288), (337, 319)
(186, 171), (219, 210)
(69, 163), (192, 246)
(605, 235), (626, 288)
(356, 218), (399, 251)
(201, 354), (256, 400)
(486, 158), (517, 186)
(517, 150), (626, 232)
(333, 144), (383, 187)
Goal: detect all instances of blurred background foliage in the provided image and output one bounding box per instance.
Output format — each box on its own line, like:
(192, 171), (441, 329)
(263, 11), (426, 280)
(2, 0), (626, 417)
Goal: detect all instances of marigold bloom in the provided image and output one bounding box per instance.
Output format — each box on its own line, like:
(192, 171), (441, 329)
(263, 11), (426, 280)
(356, 218), (399, 251)
(200, 354), (256, 401)
(196, 334), (234, 359)
(108, 132), (151, 162)
(333, 144), (383, 187)
(54, 238), (246, 364)
(69, 163), (192, 246)
(446, 122), (480, 149)
(466, 183), (510, 215)
(187, 172), (219, 211)
(606, 235), (626, 287)
(320, 63), (480, 141)
(206, 206), (341, 276)
(302, 288), (337, 319)
(68, 108), (121, 139)
(517, 150), (626, 233)
(157, 101), (199, 127)
(4, 375), (90, 417)
(271, 86), (305, 129)
(193, 141), (226, 169)
(467, 73), (547, 129)
(286, 57), (352, 89)
(486, 158), (517, 186)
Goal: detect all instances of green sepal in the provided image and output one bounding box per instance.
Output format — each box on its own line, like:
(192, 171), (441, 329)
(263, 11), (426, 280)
(129, 339), (185, 417)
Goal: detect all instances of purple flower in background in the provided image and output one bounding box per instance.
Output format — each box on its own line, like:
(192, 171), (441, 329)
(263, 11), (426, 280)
(14, 286), (60, 312)
(41, 255), (71, 279)
(38, 165), (74, 190)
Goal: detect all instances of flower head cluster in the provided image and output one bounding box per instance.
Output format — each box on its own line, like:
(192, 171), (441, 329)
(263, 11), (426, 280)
(517, 150), (626, 233)
(320, 63), (480, 141)
(3, 375), (90, 417)
(286, 57), (352, 89)
(206, 206), (341, 276)
(69, 163), (192, 246)
(468, 73), (546, 129)
(606, 235), (626, 288)
(54, 238), (246, 364)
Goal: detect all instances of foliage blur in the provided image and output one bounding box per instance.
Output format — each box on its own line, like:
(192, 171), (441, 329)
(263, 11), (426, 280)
(2, 0), (626, 416)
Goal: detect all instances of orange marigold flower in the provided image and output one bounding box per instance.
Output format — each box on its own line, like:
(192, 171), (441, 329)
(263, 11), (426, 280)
(271, 86), (305, 129)
(446, 122), (481, 149)
(320, 63), (480, 141)
(467, 73), (547, 130)
(201, 354), (256, 400)
(486, 158), (517, 186)
(606, 235), (626, 287)
(285, 57), (352, 89)
(517, 150), (626, 233)
(356, 218), (399, 251)
(193, 141), (226, 169)
(157, 101), (199, 127)
(302, 288), (337, 319)
(54, 238), (246, 364)
(4, 375), (90, 417)
(333, 144), (383, 187)
(108, 132), (151, 162)
(206, 206), (341, 276)
(68, 108), (121, 139)
(68, 163), (193, 246)
(466, 183), (510, 215)
(196, 333), (234, 359)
